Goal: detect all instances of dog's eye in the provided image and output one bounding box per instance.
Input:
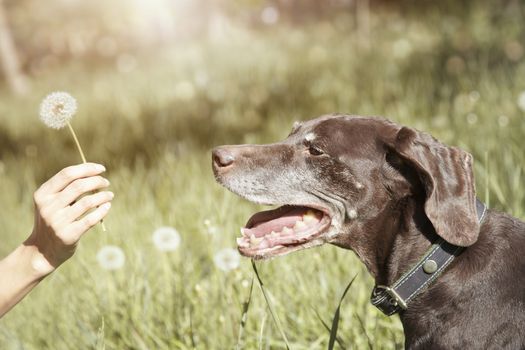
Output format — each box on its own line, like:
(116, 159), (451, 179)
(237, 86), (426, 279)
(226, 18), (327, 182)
(308, 145), (324, 156)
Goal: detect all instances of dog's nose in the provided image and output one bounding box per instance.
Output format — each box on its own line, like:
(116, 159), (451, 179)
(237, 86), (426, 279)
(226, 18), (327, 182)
(212, 147), (235, 168)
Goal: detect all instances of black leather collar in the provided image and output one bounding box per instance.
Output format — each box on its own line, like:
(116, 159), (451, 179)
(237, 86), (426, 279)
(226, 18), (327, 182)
(370, 199), (487, 316)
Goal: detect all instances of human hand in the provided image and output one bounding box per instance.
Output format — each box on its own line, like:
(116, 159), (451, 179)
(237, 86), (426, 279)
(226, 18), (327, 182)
(26, 163), (113, 274)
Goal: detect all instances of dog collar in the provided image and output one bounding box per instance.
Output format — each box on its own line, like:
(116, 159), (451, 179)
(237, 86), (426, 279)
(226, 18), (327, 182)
(370, 198), (487, 316)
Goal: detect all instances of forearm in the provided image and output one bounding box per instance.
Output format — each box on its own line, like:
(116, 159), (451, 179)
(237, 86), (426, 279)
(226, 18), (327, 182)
(0, 239), (54, 318)
(0, 163), (112, 318)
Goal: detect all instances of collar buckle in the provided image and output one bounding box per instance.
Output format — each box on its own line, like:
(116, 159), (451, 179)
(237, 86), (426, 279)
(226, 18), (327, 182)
(375, 285), (407, 309)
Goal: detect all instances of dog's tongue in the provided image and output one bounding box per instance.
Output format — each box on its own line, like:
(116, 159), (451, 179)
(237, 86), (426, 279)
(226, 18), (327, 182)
(244, 208), (306, 238)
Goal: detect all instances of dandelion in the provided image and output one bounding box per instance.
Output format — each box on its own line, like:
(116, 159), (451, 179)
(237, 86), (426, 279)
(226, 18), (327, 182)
(39, 92), (87, 162)
(152, 226), (181, 252)
(39, 91), (106, 231)
(214, 248), (241, 272)
(96, 245), (125, 270)
(466, 113), (478, 125)
(39, 92), (77, 129)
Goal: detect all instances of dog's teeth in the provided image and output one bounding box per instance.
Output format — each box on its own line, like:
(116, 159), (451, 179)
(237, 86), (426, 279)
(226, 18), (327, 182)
(294, 221), (307, 230)
(303, 210), (318, 223)
(306, 209), (317, 216)
(282, 227), (293, 235)
(270, 231), (279, 238)
(258, 239), (270, 249)
(250, 234), (263, 246)
(237, 237), (249, 248)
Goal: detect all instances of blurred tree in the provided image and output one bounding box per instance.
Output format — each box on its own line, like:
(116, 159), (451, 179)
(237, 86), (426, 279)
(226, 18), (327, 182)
(0, 0), (28, 95)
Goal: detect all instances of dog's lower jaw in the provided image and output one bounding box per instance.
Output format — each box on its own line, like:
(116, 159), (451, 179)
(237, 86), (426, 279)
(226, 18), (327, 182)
(238, 209), (336, 259)
(243, 236), (329, 260)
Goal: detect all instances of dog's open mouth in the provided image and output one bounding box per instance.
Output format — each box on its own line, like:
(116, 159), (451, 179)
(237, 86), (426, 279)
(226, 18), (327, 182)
(237, 205), (332, 259)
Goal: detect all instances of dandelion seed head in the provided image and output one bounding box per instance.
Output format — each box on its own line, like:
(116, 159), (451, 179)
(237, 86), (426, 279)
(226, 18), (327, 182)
(466, 113), (478, 125)
(214, 248), (241, 272)
(498, 115), (509, 127)
(96, 245), (125, 270)
(39, 92), (77, 129)
(152, 226), (181, 252)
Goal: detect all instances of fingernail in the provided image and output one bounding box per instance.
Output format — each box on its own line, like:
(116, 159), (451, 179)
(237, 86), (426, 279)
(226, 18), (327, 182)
(95, 164), (106, 172)
(101, 202), (111, 210)
(108, 191), (114, 199)
(104, 179), (110, 186)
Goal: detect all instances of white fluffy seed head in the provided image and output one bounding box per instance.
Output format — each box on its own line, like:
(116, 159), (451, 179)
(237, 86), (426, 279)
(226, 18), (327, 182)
(214, 248), (241, 272)
(152, 226), (181, 252)
(96, 245), (125, 270)
(39, 91), (77, 129)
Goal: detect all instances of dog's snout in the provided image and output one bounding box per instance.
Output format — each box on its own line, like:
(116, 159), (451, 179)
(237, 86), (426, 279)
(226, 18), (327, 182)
(213, 147), (236, 168)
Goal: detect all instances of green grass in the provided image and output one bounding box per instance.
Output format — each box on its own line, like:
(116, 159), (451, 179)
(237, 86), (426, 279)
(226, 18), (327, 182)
(1, 2), (524, 349)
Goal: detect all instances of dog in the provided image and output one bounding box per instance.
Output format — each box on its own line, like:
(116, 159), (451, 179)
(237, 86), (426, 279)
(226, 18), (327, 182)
(212, 114), (525, 349)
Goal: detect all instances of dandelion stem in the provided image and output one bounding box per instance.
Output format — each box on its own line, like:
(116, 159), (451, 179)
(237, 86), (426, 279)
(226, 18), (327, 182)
(67, 122), (87, 163)
(67, 121), (107, 232)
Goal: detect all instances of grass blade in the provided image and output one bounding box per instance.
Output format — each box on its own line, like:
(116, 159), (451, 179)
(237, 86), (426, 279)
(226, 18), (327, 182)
(312, 307), (347, 349)
(258, 313), (268, 350)
(96, 317), (105, 350)
(251, 260), (291, 350)
(236, 277), (254, 350)
(354, 312), (373, 350)
(328, 274), (358, 350)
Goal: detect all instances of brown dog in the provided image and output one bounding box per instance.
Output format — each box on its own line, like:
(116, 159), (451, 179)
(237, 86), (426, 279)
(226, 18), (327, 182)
(212, 114), (525, 349)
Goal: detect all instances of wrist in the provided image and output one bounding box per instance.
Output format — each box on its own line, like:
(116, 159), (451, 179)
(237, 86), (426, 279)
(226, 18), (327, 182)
(22, 234), (57, 278)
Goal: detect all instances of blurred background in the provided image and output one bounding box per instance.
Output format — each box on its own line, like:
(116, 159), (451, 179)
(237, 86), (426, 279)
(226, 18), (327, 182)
(0, 0), (524, 349)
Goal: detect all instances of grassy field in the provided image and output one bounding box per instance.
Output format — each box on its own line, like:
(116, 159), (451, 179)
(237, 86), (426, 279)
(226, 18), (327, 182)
(1, 2), (524, 349)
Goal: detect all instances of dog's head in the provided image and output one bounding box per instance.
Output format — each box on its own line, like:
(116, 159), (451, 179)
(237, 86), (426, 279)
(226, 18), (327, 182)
(212, 115), (480, 261)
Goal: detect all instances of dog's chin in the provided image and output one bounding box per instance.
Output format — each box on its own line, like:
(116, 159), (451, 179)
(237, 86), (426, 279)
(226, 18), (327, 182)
(236, 205), (334, 260)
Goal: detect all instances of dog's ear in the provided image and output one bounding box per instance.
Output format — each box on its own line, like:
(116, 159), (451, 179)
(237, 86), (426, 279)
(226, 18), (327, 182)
(393, 126), (479, 246)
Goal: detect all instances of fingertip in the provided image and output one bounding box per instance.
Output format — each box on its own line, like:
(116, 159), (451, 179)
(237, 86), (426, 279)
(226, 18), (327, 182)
(97, 202), (112, 221)
(93, 163), (106, 172)
(82, 163), (105, 171)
